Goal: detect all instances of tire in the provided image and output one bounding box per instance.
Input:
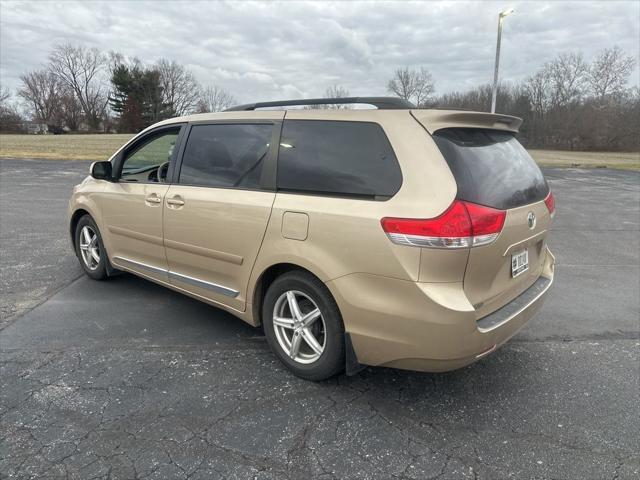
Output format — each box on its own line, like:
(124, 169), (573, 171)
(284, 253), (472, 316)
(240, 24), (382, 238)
(74, 215), (108, 280)
(262, 270), (345, 381)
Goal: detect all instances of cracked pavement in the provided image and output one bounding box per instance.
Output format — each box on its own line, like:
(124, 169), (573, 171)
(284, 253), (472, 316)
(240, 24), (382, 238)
(1, 159), (639, 479)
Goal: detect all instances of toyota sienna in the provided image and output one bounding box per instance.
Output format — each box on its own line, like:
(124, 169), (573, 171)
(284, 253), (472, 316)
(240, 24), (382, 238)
(68, 97), (555, 380)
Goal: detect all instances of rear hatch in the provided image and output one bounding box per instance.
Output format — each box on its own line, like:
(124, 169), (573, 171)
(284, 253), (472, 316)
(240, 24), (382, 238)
(411, 110), (553, 319)
(432, 127), (553, 318)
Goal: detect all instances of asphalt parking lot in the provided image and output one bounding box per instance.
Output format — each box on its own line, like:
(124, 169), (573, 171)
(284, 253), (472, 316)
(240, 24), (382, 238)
(1, 158), (638, 480)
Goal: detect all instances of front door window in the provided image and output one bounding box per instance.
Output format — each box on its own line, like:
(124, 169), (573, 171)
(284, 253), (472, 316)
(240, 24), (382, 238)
(121, 130), (179, 183)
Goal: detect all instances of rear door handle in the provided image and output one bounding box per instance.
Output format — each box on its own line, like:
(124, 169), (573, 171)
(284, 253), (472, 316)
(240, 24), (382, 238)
(145, 194), (162, 205)
(166, 197), (185, 207)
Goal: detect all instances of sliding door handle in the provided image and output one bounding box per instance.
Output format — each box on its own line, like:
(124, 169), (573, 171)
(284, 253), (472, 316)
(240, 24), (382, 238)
(166, 197), (185, 207)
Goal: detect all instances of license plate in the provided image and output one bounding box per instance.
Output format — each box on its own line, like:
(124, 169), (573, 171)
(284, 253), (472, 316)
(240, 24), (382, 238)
(511, 249), (529, 277)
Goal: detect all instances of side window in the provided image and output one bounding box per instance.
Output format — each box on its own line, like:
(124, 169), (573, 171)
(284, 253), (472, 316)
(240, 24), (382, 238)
(178, 124), (272, 189)
(121, 130), (179, 182)
(277, 120), (402, 198)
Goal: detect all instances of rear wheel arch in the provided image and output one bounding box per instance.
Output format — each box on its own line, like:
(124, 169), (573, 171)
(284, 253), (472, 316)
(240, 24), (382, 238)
(259, 267), (346, 380)
(251, 263), (329, 327)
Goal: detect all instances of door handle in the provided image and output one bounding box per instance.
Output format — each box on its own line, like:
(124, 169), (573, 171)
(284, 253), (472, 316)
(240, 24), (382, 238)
(145, 194), (162, 205)
(166, 197), (185, 207)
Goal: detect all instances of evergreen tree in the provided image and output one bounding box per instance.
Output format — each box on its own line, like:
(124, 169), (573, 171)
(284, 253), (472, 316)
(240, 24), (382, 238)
(109, 63), (170, 132)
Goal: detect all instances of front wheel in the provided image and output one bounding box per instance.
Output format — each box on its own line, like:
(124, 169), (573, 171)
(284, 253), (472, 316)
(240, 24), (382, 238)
(262, 271), (345, 381)
(74, 215), (108, 280)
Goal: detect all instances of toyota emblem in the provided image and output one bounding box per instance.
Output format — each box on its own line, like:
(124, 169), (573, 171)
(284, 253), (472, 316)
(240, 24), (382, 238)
(527, 212), (536, 229)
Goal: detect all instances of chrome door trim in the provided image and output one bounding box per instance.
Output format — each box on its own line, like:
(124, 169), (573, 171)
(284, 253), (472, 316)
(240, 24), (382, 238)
(111, 256), (239, 298)
(113, 256), (168, 276)
(168, 270), (239, 298)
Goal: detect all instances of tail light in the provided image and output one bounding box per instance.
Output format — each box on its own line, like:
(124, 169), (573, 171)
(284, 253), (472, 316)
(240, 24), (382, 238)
(381, 200), (505, 249)
(544, 191), (555, 217)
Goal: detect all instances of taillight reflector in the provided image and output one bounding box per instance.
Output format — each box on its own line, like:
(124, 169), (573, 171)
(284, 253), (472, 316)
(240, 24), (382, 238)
(381, 200), (505, 249)
(544, 191), (555, 216)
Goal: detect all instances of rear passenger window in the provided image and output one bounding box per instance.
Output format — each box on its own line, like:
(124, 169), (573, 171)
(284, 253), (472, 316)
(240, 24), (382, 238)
(179, 124), (272, 189)
(277, 120), (402, 198)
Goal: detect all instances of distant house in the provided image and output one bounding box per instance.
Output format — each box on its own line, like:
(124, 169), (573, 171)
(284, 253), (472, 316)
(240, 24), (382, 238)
(47, 124), (66, 135)
(23, 122), (49, 134)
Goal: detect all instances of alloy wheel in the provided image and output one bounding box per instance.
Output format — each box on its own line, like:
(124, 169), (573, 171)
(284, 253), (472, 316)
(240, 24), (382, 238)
(79, 225), (100, 271)
(272, 290), (326, 364)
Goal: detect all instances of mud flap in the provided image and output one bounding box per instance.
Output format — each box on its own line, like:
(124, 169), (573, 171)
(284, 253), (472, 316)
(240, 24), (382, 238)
(345, 333), (366, 376)
(105, 256), (122, 277)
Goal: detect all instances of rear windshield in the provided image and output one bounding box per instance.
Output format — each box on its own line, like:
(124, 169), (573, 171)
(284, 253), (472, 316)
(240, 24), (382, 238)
(433, 128), (549, 210)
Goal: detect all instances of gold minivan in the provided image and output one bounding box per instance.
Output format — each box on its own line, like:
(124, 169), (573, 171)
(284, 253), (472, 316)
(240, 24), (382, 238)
(68, 97), (555, 380)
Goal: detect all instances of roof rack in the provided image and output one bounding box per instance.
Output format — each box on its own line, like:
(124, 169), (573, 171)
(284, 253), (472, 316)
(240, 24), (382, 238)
(225, 96), (415, 111)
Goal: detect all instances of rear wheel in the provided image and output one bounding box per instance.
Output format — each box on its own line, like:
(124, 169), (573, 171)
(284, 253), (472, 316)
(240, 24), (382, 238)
(74, 215), (108, 280)
(263, 271), (344, 381)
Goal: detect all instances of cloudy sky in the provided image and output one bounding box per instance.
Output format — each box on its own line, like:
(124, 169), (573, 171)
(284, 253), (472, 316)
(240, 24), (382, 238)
(1, 0), (638, 104)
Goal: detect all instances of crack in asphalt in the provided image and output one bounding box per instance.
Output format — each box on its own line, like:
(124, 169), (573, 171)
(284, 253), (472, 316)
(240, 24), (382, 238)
(2, 334), (638, 480)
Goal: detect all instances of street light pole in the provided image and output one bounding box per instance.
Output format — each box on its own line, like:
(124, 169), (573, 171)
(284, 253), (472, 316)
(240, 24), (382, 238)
(491, 8), (514, 113)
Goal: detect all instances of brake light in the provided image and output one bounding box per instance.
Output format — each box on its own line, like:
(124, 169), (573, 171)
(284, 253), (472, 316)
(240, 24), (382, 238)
(544, 191), (555, 217)
(381, 200), (505, 248)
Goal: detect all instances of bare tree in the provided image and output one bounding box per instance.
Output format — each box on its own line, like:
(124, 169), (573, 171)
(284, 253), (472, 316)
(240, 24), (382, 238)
(196, 85), (236, 113)
(156, 59), (201, 116)
(524, 70), (553, 116)
(304, 85), (351, 109)
(523, 69), (557, 146)
(18, 70), (61, 123)
(430, 45), (638, 151)
(387, 67), (435, 106)
(108, 52), (145, 77)
(524, 52), (589, 114)
(107, 51), (126, 75)
(58, 87), (83, 131)
(49, 44), (109, 130)
(323, 85), (351, 109)
(547, 53), (588, 107)
(0, 87), (10, 104)
(325, 85), (349, 99)
(588, 46), (636, 101)
(0, 88), (25, 133)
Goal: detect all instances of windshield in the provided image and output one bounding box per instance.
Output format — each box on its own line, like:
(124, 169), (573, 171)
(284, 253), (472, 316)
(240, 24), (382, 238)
(433, 128), (549, 210)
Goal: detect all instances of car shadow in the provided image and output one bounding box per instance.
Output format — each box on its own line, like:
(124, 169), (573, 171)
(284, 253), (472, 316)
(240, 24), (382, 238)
(109, 273), (541, 397)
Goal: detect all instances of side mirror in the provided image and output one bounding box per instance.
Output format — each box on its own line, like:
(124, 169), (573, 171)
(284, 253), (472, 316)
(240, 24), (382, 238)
(90, 161), (112, 181)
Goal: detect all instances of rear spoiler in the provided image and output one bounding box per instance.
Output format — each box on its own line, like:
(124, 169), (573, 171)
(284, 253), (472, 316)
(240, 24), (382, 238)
(411, 109), (522, 134)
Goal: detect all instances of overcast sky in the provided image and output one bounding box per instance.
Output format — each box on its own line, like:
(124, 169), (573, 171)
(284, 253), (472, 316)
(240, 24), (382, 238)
(1, 0), (638, 104)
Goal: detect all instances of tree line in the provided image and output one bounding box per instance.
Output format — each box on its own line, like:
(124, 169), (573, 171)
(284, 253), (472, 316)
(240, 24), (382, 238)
(388, 46), (638, 151)
(1, 43), (637, 151)
(0, 44), (237, 134)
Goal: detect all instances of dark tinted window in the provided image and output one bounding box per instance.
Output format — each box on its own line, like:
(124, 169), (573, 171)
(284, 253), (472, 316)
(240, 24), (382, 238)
(179, 124), (272, 188)
(277, 120), (402, 198)
(433, 128), (549, 210)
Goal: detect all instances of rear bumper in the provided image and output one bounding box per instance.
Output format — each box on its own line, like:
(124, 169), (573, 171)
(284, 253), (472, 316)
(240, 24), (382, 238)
(327, 246), (555, 372)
